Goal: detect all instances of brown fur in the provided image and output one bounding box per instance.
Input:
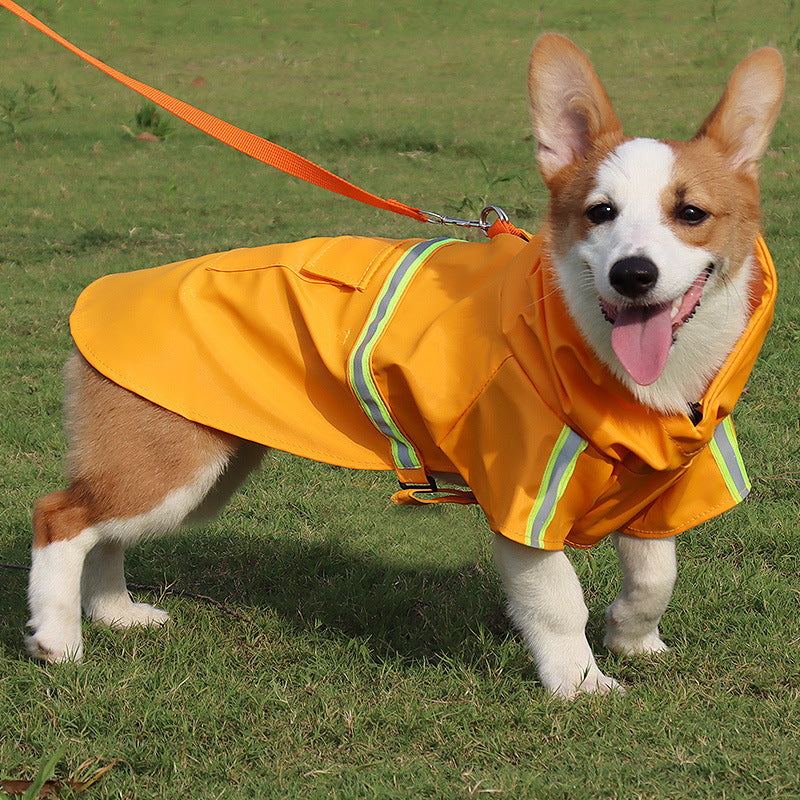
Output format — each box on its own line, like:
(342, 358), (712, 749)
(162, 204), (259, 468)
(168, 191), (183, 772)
(543, 133), (626, 258)
(529, 37), (782, 285)
(666, 139), (762, 286)
(32, 354), (243, 547)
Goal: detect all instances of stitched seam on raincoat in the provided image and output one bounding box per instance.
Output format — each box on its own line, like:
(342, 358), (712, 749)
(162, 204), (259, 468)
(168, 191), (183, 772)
(201, 240), (396, 287)
(304, 236), (390, 288)
(623, 493), (740, 535)
(354, 242), (394, 288)
(623, 482), (745, 535)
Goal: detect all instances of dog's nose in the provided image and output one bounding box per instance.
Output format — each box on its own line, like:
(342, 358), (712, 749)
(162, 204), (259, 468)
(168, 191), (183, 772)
(609, 256), (658, 299)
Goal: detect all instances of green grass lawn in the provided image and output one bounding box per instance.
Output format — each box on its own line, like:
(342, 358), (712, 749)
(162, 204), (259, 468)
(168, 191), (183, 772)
(1, 1), (799, 797)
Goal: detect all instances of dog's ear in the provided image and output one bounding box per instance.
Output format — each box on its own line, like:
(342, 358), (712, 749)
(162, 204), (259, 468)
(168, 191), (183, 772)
(694, 47), (785, 175)
(528, 34), (623, 182)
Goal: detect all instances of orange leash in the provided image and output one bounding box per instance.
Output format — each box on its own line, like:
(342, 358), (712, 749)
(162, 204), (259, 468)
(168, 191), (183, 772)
(1, 0), (426, 220)
(2, 0), (529, 238)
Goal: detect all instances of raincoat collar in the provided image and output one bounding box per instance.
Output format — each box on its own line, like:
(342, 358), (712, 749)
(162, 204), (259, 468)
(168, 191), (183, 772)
(502, 231), (777, 473)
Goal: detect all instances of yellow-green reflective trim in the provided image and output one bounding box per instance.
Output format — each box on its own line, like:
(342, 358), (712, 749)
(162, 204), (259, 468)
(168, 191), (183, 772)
(525, 425), (588, 548)
(709, 416), (751, 504)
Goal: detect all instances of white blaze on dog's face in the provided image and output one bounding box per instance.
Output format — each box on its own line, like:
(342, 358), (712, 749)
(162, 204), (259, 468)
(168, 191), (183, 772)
(527, 34), (784, 414)
(572, 137), (745, 389)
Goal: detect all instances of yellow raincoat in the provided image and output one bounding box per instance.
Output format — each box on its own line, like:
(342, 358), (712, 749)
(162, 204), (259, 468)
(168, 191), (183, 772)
(70, 231), (776, 550)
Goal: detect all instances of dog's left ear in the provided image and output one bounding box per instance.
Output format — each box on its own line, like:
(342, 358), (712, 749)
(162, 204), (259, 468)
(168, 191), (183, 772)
(694, 47), (785, 175)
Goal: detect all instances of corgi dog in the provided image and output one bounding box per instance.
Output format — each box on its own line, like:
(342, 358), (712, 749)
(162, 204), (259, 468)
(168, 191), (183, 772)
(25, 35), (784, 699)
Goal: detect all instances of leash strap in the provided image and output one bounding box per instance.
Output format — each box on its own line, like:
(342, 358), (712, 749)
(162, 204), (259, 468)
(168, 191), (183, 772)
(4, 0), (493, 508)
(3, 0), (531, 238)
(2, 0), (531, 239)
(2, 0), (433, 221)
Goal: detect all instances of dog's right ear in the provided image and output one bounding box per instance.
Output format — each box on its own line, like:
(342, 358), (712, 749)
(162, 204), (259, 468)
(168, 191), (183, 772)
(528, 34), (623, 182)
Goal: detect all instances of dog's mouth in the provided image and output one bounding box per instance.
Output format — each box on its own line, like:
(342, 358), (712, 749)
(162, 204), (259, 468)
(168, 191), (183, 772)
(599, 265), (713, 386)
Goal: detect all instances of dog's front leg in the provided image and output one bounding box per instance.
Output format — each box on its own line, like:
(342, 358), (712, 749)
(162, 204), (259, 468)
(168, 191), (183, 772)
(492, 533), (622, 698)
(604, 533), (676, 655)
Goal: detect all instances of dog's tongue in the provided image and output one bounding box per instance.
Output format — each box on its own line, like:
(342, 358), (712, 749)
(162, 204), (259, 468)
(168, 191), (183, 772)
(610, 304), (672, 386)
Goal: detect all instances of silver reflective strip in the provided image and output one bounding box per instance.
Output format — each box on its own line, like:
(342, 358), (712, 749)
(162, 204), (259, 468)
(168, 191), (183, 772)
(526, 426), (588, 548)
(709, 416), (751, 504)
(348, 238), (454, 471)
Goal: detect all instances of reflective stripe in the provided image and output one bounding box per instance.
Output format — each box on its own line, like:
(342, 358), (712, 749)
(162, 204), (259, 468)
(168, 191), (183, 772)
(348, 238), (455, 472)
(709, 416), (751, 504)
(526, 426), (588, 548)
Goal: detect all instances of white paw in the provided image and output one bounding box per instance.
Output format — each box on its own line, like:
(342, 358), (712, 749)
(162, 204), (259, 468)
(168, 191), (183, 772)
(87, 601), (170, 629)
(551, 668), (626, 700)
(604, 628), (669, 656)
(24, 629), (83, 663)
(538, 656), (627, 700)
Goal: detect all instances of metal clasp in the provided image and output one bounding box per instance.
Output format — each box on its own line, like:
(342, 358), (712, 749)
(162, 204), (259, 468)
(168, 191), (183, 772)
(419, 204), (510, 236)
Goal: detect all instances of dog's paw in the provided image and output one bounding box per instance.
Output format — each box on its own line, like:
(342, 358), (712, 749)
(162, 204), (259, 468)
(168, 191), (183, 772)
(118, 602), (171, 628)
(87, 601), (170, 629)
(24, 630), (83, 663)
(539, 659), (626, 700)
(604, 628), (669, 656)
(554, 668), (626, 700)
(604, 601), (670, 656)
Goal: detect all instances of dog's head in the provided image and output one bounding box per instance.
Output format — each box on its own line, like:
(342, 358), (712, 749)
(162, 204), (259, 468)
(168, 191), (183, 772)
(527, 34), (784, 414)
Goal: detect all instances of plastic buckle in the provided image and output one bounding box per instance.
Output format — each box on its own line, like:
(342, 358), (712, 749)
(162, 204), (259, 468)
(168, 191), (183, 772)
(397, 475), (438, 492)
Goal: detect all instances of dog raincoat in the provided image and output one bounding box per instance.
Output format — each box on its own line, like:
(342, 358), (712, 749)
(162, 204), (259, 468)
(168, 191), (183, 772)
(69, 231), (776, 550)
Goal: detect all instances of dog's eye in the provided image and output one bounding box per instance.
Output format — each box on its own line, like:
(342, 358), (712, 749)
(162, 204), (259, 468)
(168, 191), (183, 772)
(676, 205), (709, 224)
(585, 203), (617, 224)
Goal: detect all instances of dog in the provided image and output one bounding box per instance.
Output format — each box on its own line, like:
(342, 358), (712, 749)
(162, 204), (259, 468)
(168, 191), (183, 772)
(25, 34), (784, 698)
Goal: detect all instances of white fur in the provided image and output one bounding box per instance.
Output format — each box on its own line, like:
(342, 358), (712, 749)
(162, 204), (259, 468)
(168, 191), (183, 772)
(493, 533), (676, 698)
(555, 138), (753, 414)
(81, 541), (171, 628)
(584, 141), (709, 303)
(604, 533), (677, 655)
(493, 535), (623, 698)
(26, 529), (98, 662)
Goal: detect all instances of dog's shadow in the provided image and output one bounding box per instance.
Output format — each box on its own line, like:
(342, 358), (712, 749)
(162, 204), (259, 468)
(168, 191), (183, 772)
(126, 508), (520, 670)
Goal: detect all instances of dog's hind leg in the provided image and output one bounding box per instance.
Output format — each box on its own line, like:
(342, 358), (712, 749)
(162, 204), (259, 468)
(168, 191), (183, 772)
(79, 438), (265, 632)
(81, 541), (170, 629)
(603, 533), (677, 655)
(27, 489), (99, 662)
(26, 354), (261, 662)
(27, 449), (235, 661)
(492, 533), (623, 699)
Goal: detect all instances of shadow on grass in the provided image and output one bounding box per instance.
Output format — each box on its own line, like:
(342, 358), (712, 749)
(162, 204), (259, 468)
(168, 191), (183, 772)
(124, 527), (519, 670)
(0, 510), (620, 678)
(1, 457), (618, 679)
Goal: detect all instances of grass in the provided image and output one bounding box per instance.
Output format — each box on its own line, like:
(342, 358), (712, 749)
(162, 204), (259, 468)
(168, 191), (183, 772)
(1, 0), (799, 797)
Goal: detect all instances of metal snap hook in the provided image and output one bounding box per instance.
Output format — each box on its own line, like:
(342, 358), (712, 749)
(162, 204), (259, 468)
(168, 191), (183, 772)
(419, 204), (510, 236)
